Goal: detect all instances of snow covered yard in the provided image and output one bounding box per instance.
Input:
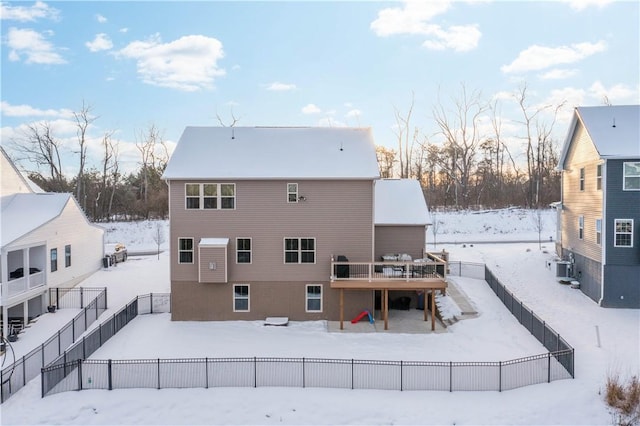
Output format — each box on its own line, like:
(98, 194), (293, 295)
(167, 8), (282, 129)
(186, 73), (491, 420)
(2, 209), (638, 425)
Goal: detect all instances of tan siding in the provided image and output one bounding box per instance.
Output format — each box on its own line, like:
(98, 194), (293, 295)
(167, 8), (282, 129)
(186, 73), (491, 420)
(171, 280), (373, 321)
(374, 225), (426, 260)
(561, 122), (603, 262)
(198, 246), (227, 283)
(169, 179), (374, 284)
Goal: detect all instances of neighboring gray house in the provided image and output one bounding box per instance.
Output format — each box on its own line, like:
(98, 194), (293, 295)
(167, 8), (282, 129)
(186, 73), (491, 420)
(1, 147), (105, 337)
(162, 127), (445, 328)
(557, 105), (640, 308)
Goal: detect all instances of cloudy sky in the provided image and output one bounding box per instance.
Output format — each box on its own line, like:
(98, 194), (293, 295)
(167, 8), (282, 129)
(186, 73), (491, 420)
(1, 0), (638, 175)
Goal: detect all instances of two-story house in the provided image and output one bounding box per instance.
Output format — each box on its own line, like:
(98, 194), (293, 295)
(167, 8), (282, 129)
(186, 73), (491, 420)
(1, 147), (104, 337)
(162, 127), (447, 329)
(556, 105), (639, 308)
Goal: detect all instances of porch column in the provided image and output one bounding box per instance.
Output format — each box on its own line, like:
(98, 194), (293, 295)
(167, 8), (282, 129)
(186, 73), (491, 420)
(431, 289), (435, 331)
(2, 305), (7, 338)
(339, 289), (344, 330)
(23, 300), (29, 328)
(423, 289), (428, 322)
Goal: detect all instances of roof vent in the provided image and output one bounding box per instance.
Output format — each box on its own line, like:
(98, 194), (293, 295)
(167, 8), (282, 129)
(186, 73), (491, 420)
(231, 128), (235, 139)
(612, 118), (616, 128)
(339, 142), (344, 152)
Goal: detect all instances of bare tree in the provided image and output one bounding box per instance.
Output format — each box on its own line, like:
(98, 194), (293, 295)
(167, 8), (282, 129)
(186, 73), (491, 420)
(215, 107), (240, 127)
(432, 84), (488, 208)
(393, 93), (419, 178)
(11, 121), (66, 191)
(375, 145), (397, 178)
(152, 222), (165, 260)
(73, 101), (97, 210)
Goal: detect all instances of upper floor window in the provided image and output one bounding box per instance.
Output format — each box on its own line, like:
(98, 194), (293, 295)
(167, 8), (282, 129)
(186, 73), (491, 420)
(185, 183), (235, 210)
(578, 216), (584, 240)
(284, 238), (315, 264)
(287, 183), (298, 203)
(50, 248), (58, 272)
(596, 164), (602, 190)
(623, 162), (640, 190)
(236, 238), (252, 264)
(596, 219), (602, 245)
(614, 219), (633, 247)
(179, 238), (194, 263)
(579, 167), (585, 191)
(65, 245), (71, 267)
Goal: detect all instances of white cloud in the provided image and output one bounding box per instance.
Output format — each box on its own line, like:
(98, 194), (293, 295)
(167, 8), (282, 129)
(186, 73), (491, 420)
(539, 69), (578, 80)
(119, 28), (129, 33)
(560, 0), (614, 11)
(266, 82), (296, 91)
(588, 81), (638, 104)
(117, 34), (226, 91)
(6, 27), (66, 64)
(501, 41), (607, 74)
(96, 14), (107, 23)
(0, 1), (59, 22)
(1, 101), (74, 118)
(302, 104), (321, 114)
(370, 1), (481, 52)
(346, 109), (362, 118)
(86, 33), (113, 52)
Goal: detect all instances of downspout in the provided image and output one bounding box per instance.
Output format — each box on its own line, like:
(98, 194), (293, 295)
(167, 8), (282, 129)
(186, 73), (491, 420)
(598, 161), (606, 306)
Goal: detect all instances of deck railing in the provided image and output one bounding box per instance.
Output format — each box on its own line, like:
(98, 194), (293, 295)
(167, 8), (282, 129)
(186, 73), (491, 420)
(331, 253), (447, 282)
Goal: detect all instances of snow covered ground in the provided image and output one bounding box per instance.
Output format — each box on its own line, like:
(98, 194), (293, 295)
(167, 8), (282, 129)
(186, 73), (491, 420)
(2, 209), (638, 425)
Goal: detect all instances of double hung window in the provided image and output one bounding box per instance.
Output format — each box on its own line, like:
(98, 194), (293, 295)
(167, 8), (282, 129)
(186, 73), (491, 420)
(236, 238), (251, 263)
(623, 162), (640, 190)
(185, 183), (235, 210)
(65, 245), (71, 267)
(233, 284), (250, 312)
(284, 238), (315, 264)
(306, 284), (322, 312)
(50, 248), (58, 272)
(178, 238), (194, 263)
(614, 219), (633, 247)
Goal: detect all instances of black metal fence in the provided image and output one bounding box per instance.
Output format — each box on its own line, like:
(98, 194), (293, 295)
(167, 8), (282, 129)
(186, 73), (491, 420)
(40, 293), (171, 398)
(484, 267), (574, 377)
(48, 287), (107, 310)
(1, 287), (107, 403)
(43, 349), (574, 396)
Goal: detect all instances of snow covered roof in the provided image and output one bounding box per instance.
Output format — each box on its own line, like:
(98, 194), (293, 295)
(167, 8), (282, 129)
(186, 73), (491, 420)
(559, 105), (640, 168)
(162, 127), (381, 180)
(199, 238), (229, 247)
(1, 193), (71, 247)
(374, 179), (432, 226)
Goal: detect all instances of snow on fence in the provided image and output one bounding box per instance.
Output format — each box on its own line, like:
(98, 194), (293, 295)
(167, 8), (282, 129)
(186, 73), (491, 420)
(1, 288), (107, 403)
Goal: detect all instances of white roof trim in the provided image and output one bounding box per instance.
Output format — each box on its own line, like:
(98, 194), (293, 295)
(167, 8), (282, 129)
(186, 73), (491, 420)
(199, 238), (229, 247)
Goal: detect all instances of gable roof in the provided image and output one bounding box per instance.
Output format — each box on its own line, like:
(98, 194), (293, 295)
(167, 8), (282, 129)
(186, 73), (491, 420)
(1, 193), (72, 247)
(1, 146), (34, 195)
(162, 127), (381, 180)
(374, 179), (432, 226)
(559, 105), (640, 168)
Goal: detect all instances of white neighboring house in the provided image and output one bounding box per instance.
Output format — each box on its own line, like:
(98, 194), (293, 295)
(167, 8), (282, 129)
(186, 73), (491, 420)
(0, 147), (104, 338)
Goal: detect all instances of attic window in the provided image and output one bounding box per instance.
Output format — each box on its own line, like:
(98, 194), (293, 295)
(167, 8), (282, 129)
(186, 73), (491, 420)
(287, 183), (298, 203)
(623, 162), (640, 190)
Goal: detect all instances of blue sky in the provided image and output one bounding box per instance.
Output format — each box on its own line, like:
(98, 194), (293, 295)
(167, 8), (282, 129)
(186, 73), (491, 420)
(1, 0), (638, 175)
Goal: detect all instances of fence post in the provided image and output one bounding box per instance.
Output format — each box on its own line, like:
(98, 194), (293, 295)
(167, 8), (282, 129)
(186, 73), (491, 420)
(82, 336), (86, 360)
(95, 297), (98, 321)
(41, 343), (45, 368)
(84, 308), (88, 335)
(205, 357), (208, 389)
(547, 352), (551, 383)
(104, 288), (108, 310)
(499, 361), (502, 392)
(400, 361), (403, 391)
(58, 330), (61, 356)
(449, 361), (452, 392)
(77, 359), (83, 391)
(108, 359), (112, 390)
(40, 368), (44, 398)
(351, 359), (354, 390)
(150, 293), (153, 314)
(22, 356), (26, 386)
(543, 321), (546, 348)
(56, 287), (59, 308)
(254, 357), (257, 388)
(80, 287), (84, 309)
(157, 358), (161, 389)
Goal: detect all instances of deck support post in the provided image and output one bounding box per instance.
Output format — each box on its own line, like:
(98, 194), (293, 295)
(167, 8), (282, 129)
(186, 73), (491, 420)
(431, 288), (435, 331)
(383, 289), (389, 330)
(423, 289), (428, 322)
(339, 289), (344, 330)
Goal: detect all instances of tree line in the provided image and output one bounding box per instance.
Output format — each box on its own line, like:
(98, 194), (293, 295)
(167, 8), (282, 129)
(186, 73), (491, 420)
(7, 84), (566, 221)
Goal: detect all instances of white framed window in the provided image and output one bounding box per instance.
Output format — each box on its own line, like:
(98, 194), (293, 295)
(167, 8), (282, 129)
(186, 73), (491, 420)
(50, 248), (58, 272)
(614, 219), (634, 247)
(596, 164), (602, 190)
(578, 216), (584, 240)
(579, 167), (585, 191)
(185, 183), (235, 210)
(233, 284), (250, 312)
(287, 183), (298, 203)
(596, 219), (602, 245)
(178, 238), (194, 263)
(623, 162), (640, 190)
(306, 284), (322, 312)
(65, 245), (71, 267)
(236, 238), (251, 264)
(284, 238), (316, 264)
